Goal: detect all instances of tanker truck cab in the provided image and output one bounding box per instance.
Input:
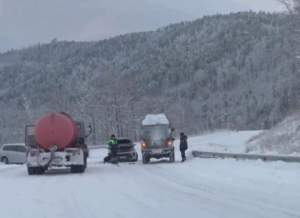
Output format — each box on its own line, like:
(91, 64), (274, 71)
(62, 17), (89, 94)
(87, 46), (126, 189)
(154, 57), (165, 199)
(25, 113), (92, 175)
(75, 122), (92, 158)
(140, 114), (175, 164)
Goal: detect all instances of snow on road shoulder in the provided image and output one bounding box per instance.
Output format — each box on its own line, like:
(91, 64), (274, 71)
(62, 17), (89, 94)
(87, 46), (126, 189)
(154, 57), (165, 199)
(246, 114), (300, 155)
(186, 130), (262, 154)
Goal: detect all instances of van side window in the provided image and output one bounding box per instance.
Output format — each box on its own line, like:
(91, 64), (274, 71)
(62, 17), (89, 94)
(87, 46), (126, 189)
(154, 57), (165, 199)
(3, 146), (17, 151)
(10, 146), (18, 151)
(18, 146), (27, 153)
(2, 146), (11, 151)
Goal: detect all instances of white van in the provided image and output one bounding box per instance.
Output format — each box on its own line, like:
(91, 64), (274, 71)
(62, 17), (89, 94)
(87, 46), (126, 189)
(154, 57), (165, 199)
(0, 143), (27, 164)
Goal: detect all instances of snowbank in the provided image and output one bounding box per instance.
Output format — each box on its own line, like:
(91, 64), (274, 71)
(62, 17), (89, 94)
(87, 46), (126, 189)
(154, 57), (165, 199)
(142, 114), (169, 125)
(246, 114), (300, 155)
(188, 130), (261, 154)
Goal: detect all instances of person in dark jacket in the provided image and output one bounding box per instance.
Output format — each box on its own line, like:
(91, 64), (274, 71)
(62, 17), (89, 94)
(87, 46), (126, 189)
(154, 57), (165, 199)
(179, 132), (188, 162)
(109, 134), (118, 164)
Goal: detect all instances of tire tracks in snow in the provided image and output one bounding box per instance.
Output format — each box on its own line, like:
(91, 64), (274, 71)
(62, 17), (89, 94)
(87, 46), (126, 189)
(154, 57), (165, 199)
(146, 164), (300, 218)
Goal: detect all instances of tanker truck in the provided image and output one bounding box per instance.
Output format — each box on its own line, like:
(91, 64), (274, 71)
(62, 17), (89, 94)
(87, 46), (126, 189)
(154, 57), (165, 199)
(25, 112), (92, 175)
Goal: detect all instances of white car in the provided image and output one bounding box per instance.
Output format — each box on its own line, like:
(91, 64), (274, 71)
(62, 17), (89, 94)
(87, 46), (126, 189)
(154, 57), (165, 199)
(0, 143), (27, 164)
(107, 138), (138, 162)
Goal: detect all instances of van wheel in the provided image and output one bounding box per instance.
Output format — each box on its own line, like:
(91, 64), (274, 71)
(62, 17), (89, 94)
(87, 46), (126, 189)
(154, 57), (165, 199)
(1, 157), (8, 164)
(27, 167), (35, 175)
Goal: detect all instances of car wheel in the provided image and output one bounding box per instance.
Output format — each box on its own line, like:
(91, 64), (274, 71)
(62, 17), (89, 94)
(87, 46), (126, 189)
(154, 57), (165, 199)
(1, 157), (8, 164)
(133, 152), (138, 162)
(27, 167), (35, 175)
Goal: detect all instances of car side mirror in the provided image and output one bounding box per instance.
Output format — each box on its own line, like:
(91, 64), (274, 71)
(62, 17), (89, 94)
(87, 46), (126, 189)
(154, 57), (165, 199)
(88, 124), (92, 134)
(85, 123), (93, 138)
(171, 128), (175, 131)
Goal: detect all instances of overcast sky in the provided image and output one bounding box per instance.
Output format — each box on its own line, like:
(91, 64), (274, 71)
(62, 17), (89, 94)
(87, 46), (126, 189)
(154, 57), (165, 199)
(0, 0), (283, 53)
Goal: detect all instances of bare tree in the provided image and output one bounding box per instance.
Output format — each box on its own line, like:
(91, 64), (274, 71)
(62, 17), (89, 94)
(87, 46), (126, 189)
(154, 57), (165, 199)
(278, 0), (300, 56)
(278, 0), (297, 14)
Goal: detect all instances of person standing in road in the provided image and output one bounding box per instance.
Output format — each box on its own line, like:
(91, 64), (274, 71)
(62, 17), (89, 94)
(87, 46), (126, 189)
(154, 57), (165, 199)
(109, 134), (118, 164)
(180, 132), (188, 162)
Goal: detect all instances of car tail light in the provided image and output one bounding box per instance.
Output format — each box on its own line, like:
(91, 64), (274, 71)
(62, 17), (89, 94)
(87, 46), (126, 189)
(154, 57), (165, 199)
(141, 141), (147, 148)
(30, 151), (37, 157)
(168, 140), (173, 147)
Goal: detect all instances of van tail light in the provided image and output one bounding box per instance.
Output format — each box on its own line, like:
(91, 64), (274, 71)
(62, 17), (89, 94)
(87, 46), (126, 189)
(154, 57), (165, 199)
(168, 140), (173, 147)
(141, 141), (147, 148)
(30, 151), (37, 157)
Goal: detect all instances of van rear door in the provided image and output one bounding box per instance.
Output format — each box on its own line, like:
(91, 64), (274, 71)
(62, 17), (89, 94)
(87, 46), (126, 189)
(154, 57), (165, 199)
(17, 146), (27, 163)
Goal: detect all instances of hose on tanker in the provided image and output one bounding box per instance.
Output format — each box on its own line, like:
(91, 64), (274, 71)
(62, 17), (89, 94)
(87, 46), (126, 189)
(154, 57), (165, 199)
(37, 145), (57, 168)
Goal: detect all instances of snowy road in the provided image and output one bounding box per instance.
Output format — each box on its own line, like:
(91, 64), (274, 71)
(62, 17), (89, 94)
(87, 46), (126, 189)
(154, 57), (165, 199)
(0, 131), (299, 218)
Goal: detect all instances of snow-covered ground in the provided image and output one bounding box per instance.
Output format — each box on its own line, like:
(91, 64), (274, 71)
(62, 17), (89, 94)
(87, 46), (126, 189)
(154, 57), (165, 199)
(188, 130), (262, 154)
(246, 115), (300, 155)
(0, 131), (299, 218)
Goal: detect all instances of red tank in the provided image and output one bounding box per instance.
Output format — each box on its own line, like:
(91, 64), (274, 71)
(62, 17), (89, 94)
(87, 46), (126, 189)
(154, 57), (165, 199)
(35, 112), (78, 150)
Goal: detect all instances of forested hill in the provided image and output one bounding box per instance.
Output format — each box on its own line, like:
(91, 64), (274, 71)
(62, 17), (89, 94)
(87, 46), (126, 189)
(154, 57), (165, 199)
(0, 11), (297, 144)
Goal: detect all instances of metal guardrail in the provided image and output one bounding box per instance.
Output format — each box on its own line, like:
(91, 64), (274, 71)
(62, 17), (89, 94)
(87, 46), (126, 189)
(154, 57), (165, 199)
(192, 150), (300, 163)
(88, 145), (108, 150)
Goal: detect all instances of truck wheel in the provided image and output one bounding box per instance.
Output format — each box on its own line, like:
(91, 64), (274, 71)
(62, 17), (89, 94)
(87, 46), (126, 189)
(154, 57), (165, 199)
(142, 155), (147, 164)
(84, 155), (87, 169)
(169, 152), (175, 163)
(1, 157), (8, 164)
(71, 165), (78, 173)
(77, 165), (86, 173)
(36, 167), (45, 175)
(27, 167), (36, 175)
(71, 165), (85, 173)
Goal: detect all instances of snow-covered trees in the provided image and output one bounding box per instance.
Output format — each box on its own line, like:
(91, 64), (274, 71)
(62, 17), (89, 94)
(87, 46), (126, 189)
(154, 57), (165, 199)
(0, 11), (297, 144)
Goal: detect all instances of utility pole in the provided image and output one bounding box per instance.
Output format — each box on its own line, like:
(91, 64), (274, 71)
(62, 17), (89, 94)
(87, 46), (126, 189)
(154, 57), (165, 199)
(92, 112), (96, 145)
